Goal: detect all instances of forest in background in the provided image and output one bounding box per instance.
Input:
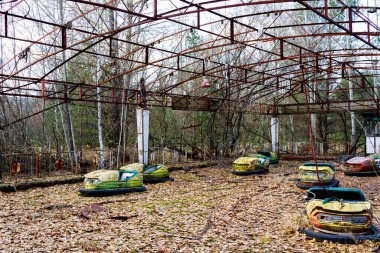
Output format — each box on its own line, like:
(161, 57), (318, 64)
(0, 0), (375, 173)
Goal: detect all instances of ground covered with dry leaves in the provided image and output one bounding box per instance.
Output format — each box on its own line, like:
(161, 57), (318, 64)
(1, 161), (379, 252)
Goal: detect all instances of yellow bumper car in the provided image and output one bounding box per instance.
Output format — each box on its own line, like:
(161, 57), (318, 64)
(79, 163), (146, 196)
(296, 162), (339, 189)
(299, 187), (380, 243)
(232, 154), (269, 176)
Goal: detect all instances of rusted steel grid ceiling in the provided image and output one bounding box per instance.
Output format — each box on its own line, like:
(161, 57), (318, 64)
(67, 0), (380, 108)
(1, 0), (378, 91)
(0, 0), (379, 114)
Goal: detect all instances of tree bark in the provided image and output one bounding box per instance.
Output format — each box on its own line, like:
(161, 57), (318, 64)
(96, 57), (105, 169)
(60, 0), (77, 168)
(348, 69), (357, 154)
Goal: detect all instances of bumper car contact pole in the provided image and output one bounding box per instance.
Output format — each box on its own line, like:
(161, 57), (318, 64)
(301, 66), (334, 198)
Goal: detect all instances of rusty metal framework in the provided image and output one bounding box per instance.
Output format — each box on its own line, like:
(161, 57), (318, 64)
(0, 0), (380, 125)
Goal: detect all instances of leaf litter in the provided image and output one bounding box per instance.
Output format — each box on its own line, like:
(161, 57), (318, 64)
(0, 161), (379, 252)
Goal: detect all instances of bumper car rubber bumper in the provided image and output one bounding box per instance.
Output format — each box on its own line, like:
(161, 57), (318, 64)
(231, 168), (267, 176)
(298, 224), (380, 244)
(344, 170), (380, 177)
(295, 179), (339, 189)
(143, 177), (174, 184)
(79, 186), (146, 196)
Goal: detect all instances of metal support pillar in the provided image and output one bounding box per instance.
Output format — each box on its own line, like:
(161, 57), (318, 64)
(136, 108), (150, 164)
(230, 19), (235, 44)
(271, 116), (279, 153)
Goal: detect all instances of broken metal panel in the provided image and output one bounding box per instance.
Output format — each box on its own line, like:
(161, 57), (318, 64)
(171, 96), (220, 111)
(278, 100), (380, 114)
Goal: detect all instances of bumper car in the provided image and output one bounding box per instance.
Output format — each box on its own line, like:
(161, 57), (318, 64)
(143, 164), (174, 183)
(296, 162), (339, 189)
(79, 163), (146, 196)
(369, 154), (380, 168)
(344, 157), (380, 176)
(299, 187), (380, 243)
(255, 151), (279, 164)
(232, 154), (269, 176)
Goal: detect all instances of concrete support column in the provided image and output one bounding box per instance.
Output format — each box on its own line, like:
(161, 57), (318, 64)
(271, 116), (279, 153)
(136, 108), (150, 164)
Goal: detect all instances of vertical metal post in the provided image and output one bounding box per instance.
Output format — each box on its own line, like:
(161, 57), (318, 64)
(230, 19), (235, 44)
(324, 0), (328, 16)
(197, 7), (200, 29)
(153, 0), (157, 19)
(145, 46), (149, 65)
(4, 12), (8, 37)
(62, 26), (67, 49)
(367, 22), (371, 43)
(348, 8), (353, 32)
(177, 55), (180, 70)
(280, 39), (284, 59)
(109, 38), (112, 57)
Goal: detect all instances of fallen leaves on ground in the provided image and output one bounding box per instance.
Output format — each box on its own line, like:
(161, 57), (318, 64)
(0, 161), (379, 252)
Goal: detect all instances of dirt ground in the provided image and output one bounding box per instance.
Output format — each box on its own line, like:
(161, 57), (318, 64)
(0, 161), (379, 252)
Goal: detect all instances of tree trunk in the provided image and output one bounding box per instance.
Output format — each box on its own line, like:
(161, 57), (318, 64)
(108, 4), (122, 146)
(60, 0), (77, 168)
(340, 113), (349, 154)
(229, 112), (243, 154)
(96, 57), (105, 169)
(289, 115), (295, 153)
(348, 69), (357, 154)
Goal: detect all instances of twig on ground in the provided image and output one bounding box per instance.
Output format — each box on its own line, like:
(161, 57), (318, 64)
(165, 234), (199, 240)
(197, 213), (213, 240)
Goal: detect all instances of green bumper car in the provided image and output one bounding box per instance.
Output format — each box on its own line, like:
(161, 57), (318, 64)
(79, 163), (146, 196)
(143, 164), (174, 183)
(251, 151), (278, 164)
